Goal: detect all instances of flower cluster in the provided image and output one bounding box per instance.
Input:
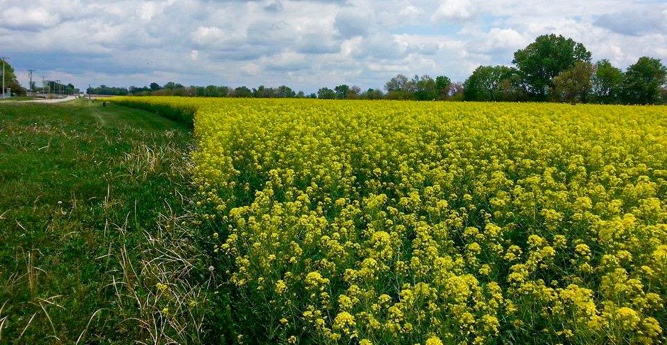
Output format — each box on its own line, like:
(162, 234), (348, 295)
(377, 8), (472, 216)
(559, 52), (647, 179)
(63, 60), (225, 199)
(118, 97), (667, 344)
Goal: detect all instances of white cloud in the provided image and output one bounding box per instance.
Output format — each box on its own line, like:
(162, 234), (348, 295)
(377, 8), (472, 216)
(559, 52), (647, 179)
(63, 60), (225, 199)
(2, 0), (666, 92)
(466, 28), (529, 54)
(1, 6), (61, 29)
(192, 26), (227, 46)
(432, 0), (480, 21)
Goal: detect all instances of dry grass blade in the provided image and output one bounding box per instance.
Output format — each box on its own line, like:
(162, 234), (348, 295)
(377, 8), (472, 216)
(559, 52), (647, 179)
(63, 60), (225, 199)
(0, 301), (8, 341)
(17, 313), (37, 340)
(36, 300), (61, 341)
(75, 308), (103, 345)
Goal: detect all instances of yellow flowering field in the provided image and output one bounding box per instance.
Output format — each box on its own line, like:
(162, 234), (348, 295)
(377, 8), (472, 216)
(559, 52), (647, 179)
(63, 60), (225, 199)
(117, 97), (667, 344)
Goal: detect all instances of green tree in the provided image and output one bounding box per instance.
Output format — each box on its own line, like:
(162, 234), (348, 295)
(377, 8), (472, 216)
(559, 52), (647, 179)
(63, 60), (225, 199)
(317, 87), (336, 99)
(361, 88), (384, 100)
(591, 59), (624, 104)
(412, 75), (437, 100)
(346, 86), (361, 99)
(622, 57), (667, 105)
(276, 85), (295, 98)
(463, 65), (521, 101)
(253, 85), (271, 98)
(334, 84), (350, 99)
(384, 74), (409, 92)
(1, 58), (25, 96)
(435, 75), (451, 100)
(384, 74), (415, 100)
(163, 81), (184, 90)
(512, 34), (591, 100)
(232, 86), (253, 98)
(204, 85), (223, 97)
(552, 61), (594, 103)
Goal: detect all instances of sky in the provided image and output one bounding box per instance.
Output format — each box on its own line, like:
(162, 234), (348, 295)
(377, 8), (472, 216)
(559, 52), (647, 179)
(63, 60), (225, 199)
(1, 0), (666, 93)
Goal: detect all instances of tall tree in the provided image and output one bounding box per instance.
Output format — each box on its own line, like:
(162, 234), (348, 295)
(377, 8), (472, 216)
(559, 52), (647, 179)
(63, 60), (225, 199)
(552, 61), (594, 103)
(204, 85), (223, 97)
(276, 85), (296, 98)
(361, 88), (384, 100)
(317, 87), (336, 99)
(512, 34), (592, 100)
(435, 75), (451, 100)
(463, 65), (521, 101)
(334, 84), (350, 99)
(413, 75), (437, 100)
(622, 57), (667, 105)
(232, 86), (252, 98)
(163, 81), (184, 90)
(0, 58), (24, 96)
(591, 59), (624, 104)
(253, 85), (270, 98)
(384, 74), (409, 92)
(346, 86), (362, 99)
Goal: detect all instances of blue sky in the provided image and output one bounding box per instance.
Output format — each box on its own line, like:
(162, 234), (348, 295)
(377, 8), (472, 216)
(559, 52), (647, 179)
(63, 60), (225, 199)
(2, 0), (666, 93)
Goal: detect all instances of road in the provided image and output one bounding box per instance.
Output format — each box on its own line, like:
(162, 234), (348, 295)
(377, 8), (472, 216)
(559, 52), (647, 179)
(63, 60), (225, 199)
(25, 96), (78, 103)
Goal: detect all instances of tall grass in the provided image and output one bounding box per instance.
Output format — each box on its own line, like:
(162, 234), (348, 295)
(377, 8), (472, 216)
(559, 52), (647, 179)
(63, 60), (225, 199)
(0, 100), (211, 343)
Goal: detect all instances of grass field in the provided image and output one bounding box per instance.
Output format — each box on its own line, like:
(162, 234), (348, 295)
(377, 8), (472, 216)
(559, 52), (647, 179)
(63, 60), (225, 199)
(0, 100), (210, 343)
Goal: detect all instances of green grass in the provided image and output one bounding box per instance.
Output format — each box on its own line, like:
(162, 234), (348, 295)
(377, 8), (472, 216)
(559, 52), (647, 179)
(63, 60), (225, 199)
(0, 100), (210, 343)
(0, 97), (34, 102)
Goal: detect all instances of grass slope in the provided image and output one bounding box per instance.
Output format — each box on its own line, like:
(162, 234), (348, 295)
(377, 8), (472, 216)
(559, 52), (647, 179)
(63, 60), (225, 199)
(0, 100), (209, 343)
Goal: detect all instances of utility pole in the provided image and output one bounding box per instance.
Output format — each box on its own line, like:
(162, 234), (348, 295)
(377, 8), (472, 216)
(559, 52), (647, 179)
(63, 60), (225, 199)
(28, 69), (35, 97)
(56, 80), (61, 98)
(1, 57), (9, 99)
(42, 75), (46, 96)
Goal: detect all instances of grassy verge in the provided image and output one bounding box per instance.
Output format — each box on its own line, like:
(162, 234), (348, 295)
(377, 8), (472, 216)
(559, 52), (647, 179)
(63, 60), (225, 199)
(0, 100), (211, 343)
(110, 98), (196, 129)
(0, 97), (34, 102)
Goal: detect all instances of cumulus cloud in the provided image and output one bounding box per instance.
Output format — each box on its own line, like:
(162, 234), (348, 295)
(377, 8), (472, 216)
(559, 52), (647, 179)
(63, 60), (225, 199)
(0, 6), (61, 29)
(432, 0), (481, 21)
(1, 0), (666, 92)
(466, 28), (529, 54)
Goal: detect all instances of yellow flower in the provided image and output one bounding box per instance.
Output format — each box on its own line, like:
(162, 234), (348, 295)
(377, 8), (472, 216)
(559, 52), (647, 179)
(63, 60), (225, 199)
(615, 307), (640, 330)
(333, 311), (356, 331)
(305, 271), (329, 288)
(481, 314), (500, 334)
(425, 336), (443, 345)
(156, 282), (168, 292)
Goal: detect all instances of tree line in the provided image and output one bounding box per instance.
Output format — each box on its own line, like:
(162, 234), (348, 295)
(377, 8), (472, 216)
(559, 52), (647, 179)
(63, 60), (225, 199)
(463, 34), (667, 105)
(91, 75), (464, 101)
(8, 33), (664, 104)
(92, 34), (666, 105)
